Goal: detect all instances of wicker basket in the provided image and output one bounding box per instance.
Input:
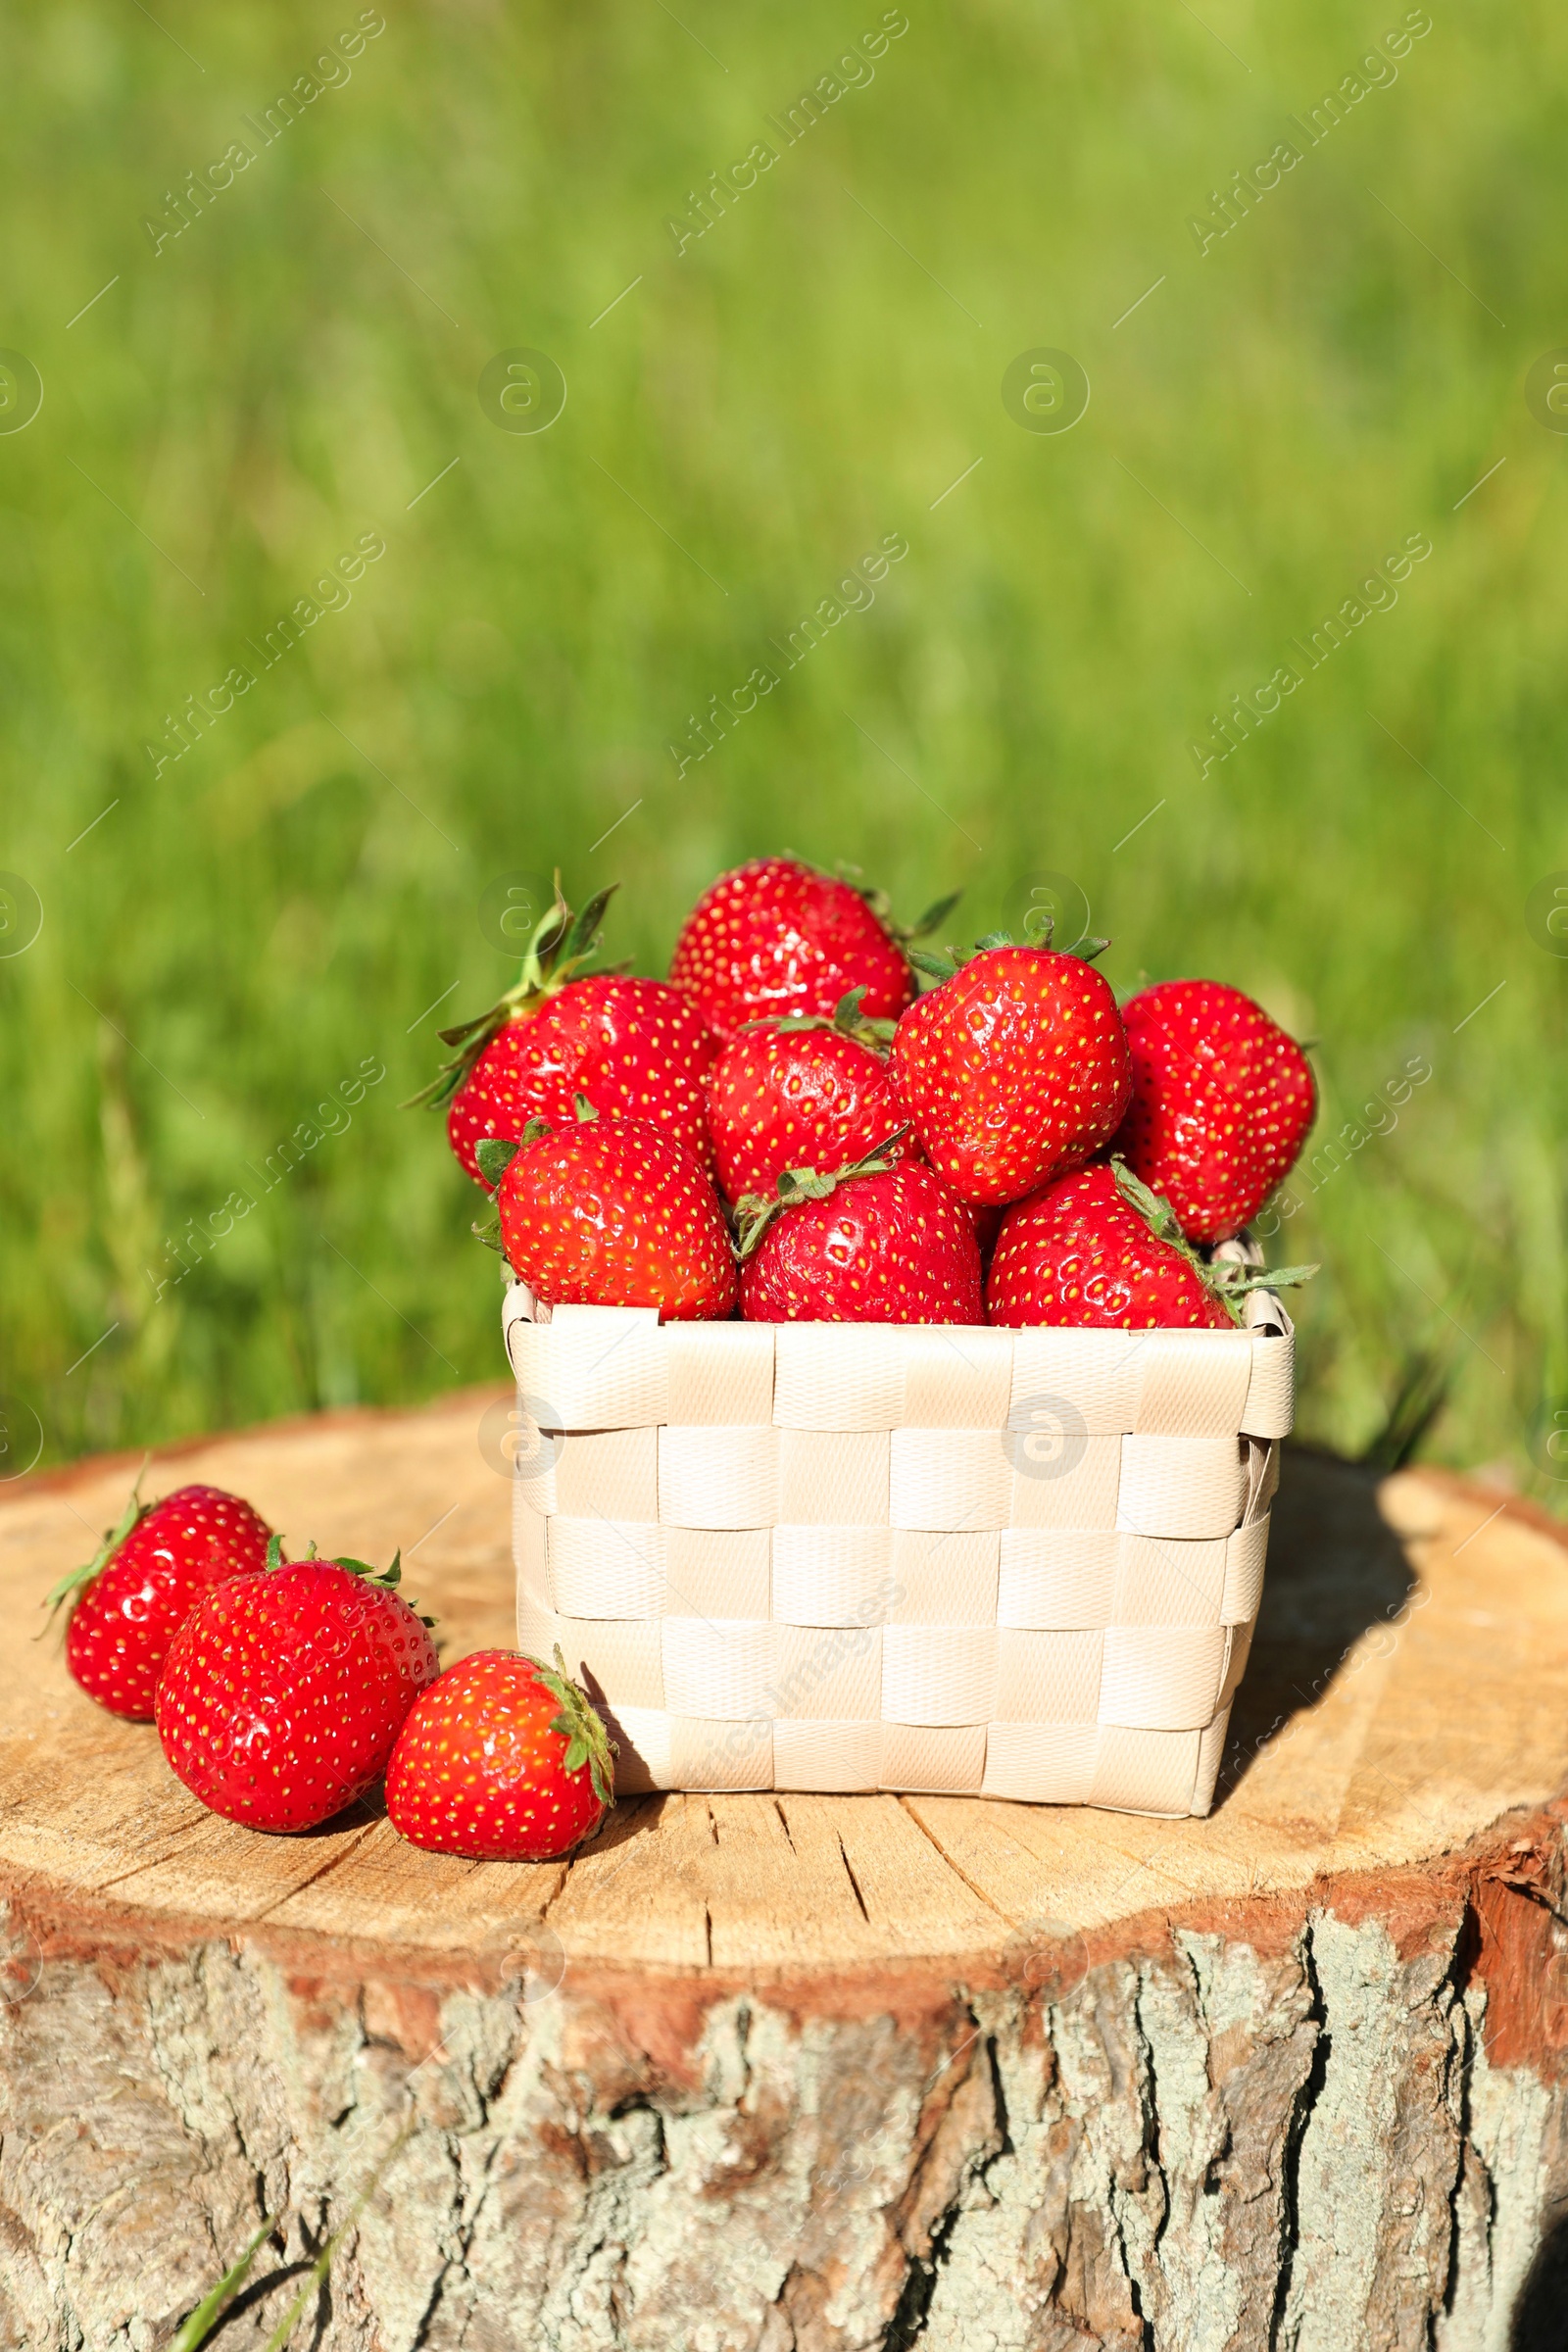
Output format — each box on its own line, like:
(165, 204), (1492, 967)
(507, 1273), (1292, 1817)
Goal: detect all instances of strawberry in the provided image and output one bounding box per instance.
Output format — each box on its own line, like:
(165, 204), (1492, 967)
(490, 1103), (737, 1320)
(413, 880), (718, 1185)
(46, 1477), (273, 1722)
(738, 1151), (982, 1324)
(706, 987), (915, 1203)
(155, 1545), (439, 1833)
(1111, 978), (1317, 1244)
(669, 857), (957, 1042)
(385, 1645), (614, 1861)
(987, 1160), (1315, 1330)
(890, 940), (1132, 1205)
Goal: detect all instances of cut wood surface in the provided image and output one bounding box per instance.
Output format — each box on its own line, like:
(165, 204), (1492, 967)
(4, 1393), (1568, 2350)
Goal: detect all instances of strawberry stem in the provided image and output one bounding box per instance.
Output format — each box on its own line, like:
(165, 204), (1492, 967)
(740, 985), (897, 1054)
(732, 1126), (911, 1259)
(401, 875), (619, 1111)
(530, 1644), (617, 1817)
(1109, 1158), (1318, 1326)
(38, 1454), (153, 1629)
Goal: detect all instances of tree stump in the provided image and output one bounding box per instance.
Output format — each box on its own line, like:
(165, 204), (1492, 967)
(3, 1392), (1567, 2350)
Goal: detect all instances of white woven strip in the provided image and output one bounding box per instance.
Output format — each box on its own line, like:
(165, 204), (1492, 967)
(997, 1529), (1119, 1630)
(665, 1320), (775, 1425)
(882, 1625), (998, 1726)
(1008, 1327), (1147, 1433)
(982, 1722), (1099, 1804)
(669, 1714), (772, 1790)
(1091, 1726), (1202, 1815)
(879, 1722), (987, 1792)
(774, 1716), (880, 1792)
(1132, 1329), (1254, 1434)
(1099, 1625), (1227, 1731)
(775, 1624), (883, 1719)
(596, 1702), (671, 1792)
(776, 1429), (890, 1524)
(770, 1525), (894, 1626)
(994, 1629), (1102, 1724)
(890, 1426), (1012, 1532)
(507, 1300), (667, 1429)
(665, 1527), (772, 1620)
(902, 1326), (1014, 1426)
(1116, 1435), (1248, 1541)
(1221, 1518), (1269, 1624)
(662, 1618), (776, 1717)
(503, 1285), (1292, 1816)
(1005, 1432), (1121, 1530)
(1191, 1703), (1233, 1816)
(1218, 1619), (1254, 1709)
(772, 1323), (907, 1429)
(1111, 1535), (1226, 1628)
(888, 1530), (1000, 1625)
(660, 1425), (779, 1529)
(554, 1428), (660, 1521)
(548, 1518), (665, 1619)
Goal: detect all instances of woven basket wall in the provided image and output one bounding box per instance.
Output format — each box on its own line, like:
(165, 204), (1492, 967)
(507, 1277), (1293, 1818)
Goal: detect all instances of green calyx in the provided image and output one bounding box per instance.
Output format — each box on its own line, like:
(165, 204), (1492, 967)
(909, 922), (1110, 986)
(742, 984), (897, 1054)
(402, 875), (620, 1112)
(1109, 1158), (1318, 1327)
(274, 1539), (438, 1630)
(530, 1643), (617, 1814)
(733, 1125), (910, 1259)
(39, 1454), (153, 1629)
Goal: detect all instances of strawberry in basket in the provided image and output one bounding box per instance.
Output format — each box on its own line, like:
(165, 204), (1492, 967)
(737, 1139), (982, 1323)
(988, 1160), (1315, 1330)
(414, 879), (718, 1184)
(891, 934), (1132, 1205)
(706, 986), (916, 1203)
(669, 856), (957, 1041)
(488, 1102), (737, 1320)
(1110, 978), (1316, 1243)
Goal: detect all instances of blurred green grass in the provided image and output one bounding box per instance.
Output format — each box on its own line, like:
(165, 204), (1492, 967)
(1, 0), (1563, 1491)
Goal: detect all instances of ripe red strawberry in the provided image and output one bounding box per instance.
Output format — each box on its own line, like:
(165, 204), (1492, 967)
(414, 880), (718, 1185)
(1111, 978), (1317, 1244)
(739, 1154), (982, 1324)
(706, 989), (914, 1202)
(987, 1161), (1315, 1330)
(988, 1164), (1232, 1330)
(155, 1548), (439, 1833)
(385, 1645), (614, 1861)
(493, 1105), (737, 1319)
(891, 943), (1132, 1205)
(669, 857), (956, 1042)
(47, 1479), (273, 1722)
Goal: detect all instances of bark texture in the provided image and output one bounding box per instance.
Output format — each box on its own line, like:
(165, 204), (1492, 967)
(5, 1819), (1568, 2352)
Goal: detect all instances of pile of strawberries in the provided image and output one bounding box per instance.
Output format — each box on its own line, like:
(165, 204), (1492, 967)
(435, 855), (1318, 1332)
(51, 854), (1318, 1865)
(52, 1481), (612, 1861)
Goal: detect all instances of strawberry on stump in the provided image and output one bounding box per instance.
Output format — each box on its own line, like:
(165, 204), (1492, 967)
(487, 1100), (737, 1320)
(413, 877), (718, 1184)
(155, 1542), (439, 1834)
(706, 986), (915, 1204)
(891, 935), (1132, 1206)
(987, 1159), (1317, 1331)
(45, 1474), (273, 1722)
(738, 1139), (983, 1324)
(385, 1645), (615, 1862)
